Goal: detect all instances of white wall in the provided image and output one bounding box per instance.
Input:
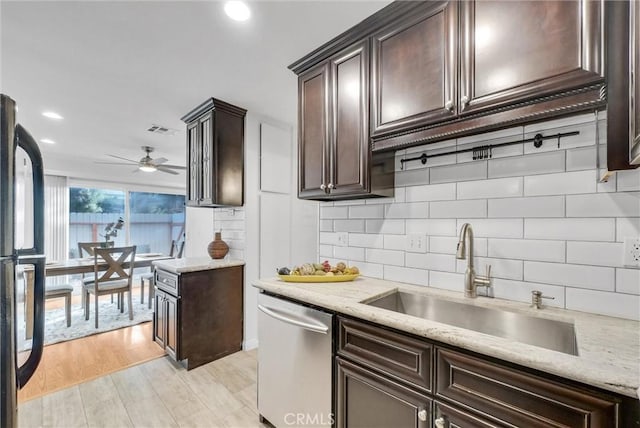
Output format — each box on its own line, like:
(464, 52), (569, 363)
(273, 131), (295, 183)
(319, 112), (640, 321)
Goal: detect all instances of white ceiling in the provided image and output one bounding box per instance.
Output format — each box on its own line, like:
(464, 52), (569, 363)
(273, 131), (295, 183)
(1, 0), (390, 188)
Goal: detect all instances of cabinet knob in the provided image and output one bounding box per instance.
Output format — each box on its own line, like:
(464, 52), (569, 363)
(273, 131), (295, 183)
(461, 95), (470, 106)
(320, 184), (326, 190)
(417, 409), (428, 422)
(434, 417), (445, 428)
(444, 100), (454, 111)
(328, 183), (334, 190)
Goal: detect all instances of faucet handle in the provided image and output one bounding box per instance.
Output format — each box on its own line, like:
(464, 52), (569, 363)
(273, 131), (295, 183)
(475, 264), (492, 287)
(484, 264), (491, 279)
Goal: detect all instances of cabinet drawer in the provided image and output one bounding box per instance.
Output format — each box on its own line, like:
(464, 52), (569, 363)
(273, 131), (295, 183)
(436, 348), (618, 428)
(338, 317), (432, 392)
(155, 269), (179, 295)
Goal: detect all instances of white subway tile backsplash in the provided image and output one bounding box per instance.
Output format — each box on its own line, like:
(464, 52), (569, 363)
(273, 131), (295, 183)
(406, 219), (457, 236)
(384, 234), (409, 251)
(457, 257), (523, 281)
(617, 169), (640, 192)
(566, 288), (640, 320)
(524, 170), (596, 196)
(616, 218), (640, 242)
(383, 265), (429, 286)
(566, 192), (640, 217)
(430, 161), (487, 184)
(316, 113), (639, 320)
(488, 196), (564, 218)
(366, 248), (404, 266)
(457, 177), (523, 200)
(491, 279), (565, 308)
(616, 268), (640, 294)
(334, 246), (365, 262)
(366, 219), (405, 234)
(320, 206), (348, 219)
(488, 239), (565, 262)
(457, 219), (523, 238)
(405, 183), (456, 202)
(334, 219), (365, 233)
(488, 151), (565, 179)
(429, 271), (465, 292)
(349, 233), (384, 249)
(406, 252), (456, 272)
(524, 261), (615, 291)
(319, 219), (333, 232)
(566, 241), (624, 267)
(566, 146), (597, 171)
(430, 236), (487, 256)
(430, 200), (487, 218)
(384, 202), (429, 219)
(524, 218), (615, 241)
(396, 168), (429, 187)
(349, 205), (383, 219)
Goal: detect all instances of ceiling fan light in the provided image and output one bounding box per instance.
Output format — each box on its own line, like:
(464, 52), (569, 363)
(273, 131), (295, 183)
(139, 165), (157, 172)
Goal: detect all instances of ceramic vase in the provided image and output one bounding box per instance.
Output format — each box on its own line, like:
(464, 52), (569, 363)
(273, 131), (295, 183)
(207, 232), (229, 259)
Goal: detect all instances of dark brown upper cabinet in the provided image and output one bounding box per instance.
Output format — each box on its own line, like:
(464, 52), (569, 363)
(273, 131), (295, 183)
(371, 1), (458, 137)
(298, 40), (393, 201)
(632, 0), (640, 165)
(181, 98), (246, 207)
(459, 0), (603, 115)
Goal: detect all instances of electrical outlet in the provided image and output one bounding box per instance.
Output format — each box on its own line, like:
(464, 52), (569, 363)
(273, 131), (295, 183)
(406, 234), (427, 253)
(336, 232), (348, 247)
(623, 238), (640, 267)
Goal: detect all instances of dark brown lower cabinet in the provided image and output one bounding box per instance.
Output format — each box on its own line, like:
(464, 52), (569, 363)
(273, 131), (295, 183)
(336, 357), (432, 428)
(153, 265), (244, 369)
(336, 316), (630, 428)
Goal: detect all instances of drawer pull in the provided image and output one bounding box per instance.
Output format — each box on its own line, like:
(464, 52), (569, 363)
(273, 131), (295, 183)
(434, 417), (445, 428)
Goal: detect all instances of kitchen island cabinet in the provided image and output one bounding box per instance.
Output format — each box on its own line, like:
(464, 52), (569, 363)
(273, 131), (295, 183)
(152, 258), (244, 370)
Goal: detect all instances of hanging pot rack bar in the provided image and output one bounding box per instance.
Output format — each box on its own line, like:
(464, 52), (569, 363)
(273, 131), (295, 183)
(399, 131), (580, 169)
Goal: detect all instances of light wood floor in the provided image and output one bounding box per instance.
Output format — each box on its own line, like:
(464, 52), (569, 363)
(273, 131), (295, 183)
(19, 322), (165, 402)
(18, 349), (264, 428)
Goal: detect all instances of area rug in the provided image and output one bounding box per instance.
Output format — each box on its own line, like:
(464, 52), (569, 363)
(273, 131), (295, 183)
(43, 293), (153, 346)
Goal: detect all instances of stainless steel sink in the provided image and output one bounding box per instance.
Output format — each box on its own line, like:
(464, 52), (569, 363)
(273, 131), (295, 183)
(365, 291), (578, 355)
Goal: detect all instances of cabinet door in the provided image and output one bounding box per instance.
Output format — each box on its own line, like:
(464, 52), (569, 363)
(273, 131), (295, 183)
(153, 288), (166, 348)
(186, 121), (200, 206)
(164, 293), (179, 360)
(434, 401), (504, 428)
(337, 357), (431, 428)
(199, 112), (215, 205)
(329, 40), (370, 196)
(631, 0), (640, 164)
(371, 1), (458, 136)
(459, 0), (603, 115)
(298, 63), (330, 199)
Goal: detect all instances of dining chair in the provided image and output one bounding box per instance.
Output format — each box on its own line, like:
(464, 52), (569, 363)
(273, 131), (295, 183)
(83, 245), (136, 328)
(77, 241), (119, 307)
(45, 283), (74, 327)
(140, 240), (184, 309)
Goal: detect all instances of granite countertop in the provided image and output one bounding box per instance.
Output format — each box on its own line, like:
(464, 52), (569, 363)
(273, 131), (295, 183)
(153, 257), (245, 273)
(252, 276), (640, 399)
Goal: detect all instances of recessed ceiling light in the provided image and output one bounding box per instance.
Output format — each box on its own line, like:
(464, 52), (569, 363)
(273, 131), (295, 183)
(42, 111), (63, 120)
(40, 138), (56, 144)
(224, 1), (251, 21)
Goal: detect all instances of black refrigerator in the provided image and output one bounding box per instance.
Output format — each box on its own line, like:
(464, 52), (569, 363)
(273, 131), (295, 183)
(0, 94), (46, 427)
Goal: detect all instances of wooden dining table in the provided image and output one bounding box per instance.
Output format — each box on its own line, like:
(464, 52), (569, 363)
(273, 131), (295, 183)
(22, 253), (172, 339)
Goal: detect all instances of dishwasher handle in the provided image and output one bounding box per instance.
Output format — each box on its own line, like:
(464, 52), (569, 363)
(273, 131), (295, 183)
(258, 304), (329, 334)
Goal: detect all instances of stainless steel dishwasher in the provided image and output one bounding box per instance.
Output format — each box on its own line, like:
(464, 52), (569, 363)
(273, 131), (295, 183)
(257, 293), (334, 427)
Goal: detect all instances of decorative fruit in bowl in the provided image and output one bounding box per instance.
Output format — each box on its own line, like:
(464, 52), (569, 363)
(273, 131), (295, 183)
(278, 261), (359, 277)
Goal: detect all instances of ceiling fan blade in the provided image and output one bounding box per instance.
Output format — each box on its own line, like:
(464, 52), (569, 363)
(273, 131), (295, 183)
(107, 154), (139, 164)
(157, 164), (187, 170)
(95, 161), (135, 165)
(156, 166), (179, 175)
(152, 157), (168, 165)
(132, 168), (140, 174)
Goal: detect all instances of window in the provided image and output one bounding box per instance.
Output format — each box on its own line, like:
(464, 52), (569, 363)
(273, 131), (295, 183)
(68, 186), (184, 258)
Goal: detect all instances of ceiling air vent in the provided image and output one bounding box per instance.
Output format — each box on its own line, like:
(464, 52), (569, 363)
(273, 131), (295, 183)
(147, 124), (179, 136)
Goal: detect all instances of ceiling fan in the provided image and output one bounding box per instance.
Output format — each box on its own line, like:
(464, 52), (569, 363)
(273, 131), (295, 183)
(96, 146), (186, 175)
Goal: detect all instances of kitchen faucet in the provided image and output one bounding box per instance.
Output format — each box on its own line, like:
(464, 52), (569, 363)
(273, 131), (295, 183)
(456, 223), (492, 298)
